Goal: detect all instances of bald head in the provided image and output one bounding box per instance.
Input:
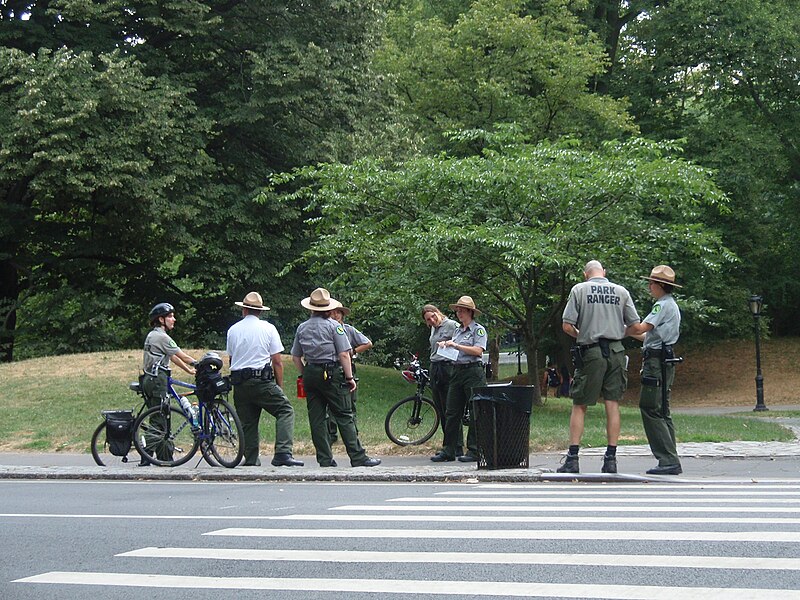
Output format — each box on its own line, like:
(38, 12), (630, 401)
(584, 260), (605, 279)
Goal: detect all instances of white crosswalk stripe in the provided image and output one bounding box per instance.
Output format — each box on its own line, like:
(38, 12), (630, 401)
(14, 481), (800, 598)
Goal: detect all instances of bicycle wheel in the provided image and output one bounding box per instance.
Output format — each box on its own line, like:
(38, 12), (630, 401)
(207, 399), (244, 468)
(133, 406), (199, 467)
(200, 437), (221, 467)
(384, 395), (440, 446)
(90, 422), (142, 467)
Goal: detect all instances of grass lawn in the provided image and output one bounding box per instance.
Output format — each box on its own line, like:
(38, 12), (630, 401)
(0, 349), (794, 456)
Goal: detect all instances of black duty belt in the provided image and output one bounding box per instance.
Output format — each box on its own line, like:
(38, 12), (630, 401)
(454, 362), (481, 370)
(308, 362), (339, 368)
(231, 366), (274, 383)
(579, 338), (621, 351)
(643, 349), (663, 359)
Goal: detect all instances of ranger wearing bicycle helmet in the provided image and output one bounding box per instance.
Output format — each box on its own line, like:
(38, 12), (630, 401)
(142, 302), (198, 409)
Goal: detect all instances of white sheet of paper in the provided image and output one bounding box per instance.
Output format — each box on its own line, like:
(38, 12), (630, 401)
(436, 345), (459, 361)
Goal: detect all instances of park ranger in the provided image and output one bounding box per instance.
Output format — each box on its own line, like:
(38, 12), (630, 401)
(559, 260), (640, 474)
(430, 295), (487, 463)
(141, 302), (199, 463)
(226, 292), (303, 468)
(291, 288), (381, 468)
(327, 304), (373, 441)
(626, 265), (683, 475)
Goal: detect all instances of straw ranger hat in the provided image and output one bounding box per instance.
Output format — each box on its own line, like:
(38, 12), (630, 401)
(235, 291), (270, 311)
(449, 295), (482, 316)
(301, 287), (343, 312)
(642, 265), (682, 288)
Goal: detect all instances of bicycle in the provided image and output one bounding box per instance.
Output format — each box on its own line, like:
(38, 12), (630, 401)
(91, 354), (245, 468)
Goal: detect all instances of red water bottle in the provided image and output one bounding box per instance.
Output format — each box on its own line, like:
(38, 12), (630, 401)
(296, 375), (306, 398)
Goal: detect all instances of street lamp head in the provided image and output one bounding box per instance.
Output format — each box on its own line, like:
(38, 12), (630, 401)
(749, 295), (763, 317)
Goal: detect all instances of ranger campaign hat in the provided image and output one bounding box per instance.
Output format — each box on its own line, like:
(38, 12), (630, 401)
(642, 265), (682, 288)
(235, 291), (270, 311)
(301, 287), (343, 312)
(333, 305), (351, 316)
(449, 295), (482, 316)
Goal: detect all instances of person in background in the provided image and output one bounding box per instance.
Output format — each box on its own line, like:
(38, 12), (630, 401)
(291, 287), (380, 468)
(430, 295), (487, 463)
(422, 304), (461, 452)
(559, 260), (640, 475)
(541, 359), (562, 399)
(226, 292), (303, 468)
(327, 304), (372, 442)
(626, 265), (683, 476)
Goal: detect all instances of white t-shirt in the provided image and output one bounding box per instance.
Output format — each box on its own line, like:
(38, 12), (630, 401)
(226, 315), (284, 371)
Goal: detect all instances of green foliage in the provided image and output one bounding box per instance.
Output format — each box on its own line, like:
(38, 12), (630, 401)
(610, 0), (800, 335)
(379, 0), (635, 152)
(277, 135), (733, 377)
(1, 1), (396, 360)
(0, 45), (213, 357)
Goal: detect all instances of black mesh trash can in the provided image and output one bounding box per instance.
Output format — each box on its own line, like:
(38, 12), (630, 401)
(471, 384), (534, 470)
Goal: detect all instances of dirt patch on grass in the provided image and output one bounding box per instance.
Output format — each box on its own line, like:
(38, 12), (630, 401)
(622, 337), (800, 408)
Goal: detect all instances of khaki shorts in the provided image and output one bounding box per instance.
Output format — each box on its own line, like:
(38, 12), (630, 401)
(570, 344), (627, 406)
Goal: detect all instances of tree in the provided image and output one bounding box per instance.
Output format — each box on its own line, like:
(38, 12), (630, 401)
(378, 0), (635, 154)
(275, 134), (732, 396)
(1, 1), (396, 359)
(0, 46), (212, 360)
(609, 0), (800, 334)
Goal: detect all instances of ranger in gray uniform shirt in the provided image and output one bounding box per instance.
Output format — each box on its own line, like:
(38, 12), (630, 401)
(422, 304), (460, 446)
(327, 305), (373, 441)
(626, 265), (683, 476)
(559, 260), (640, 474)
(430, 296), (487, 463)
(291, 288), (380, 468)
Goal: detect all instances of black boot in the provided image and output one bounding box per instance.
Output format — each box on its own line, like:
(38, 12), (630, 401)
(556, 453), (579, 474)
(601, 454), (617, 474)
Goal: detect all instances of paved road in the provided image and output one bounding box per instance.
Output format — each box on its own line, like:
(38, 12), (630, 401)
(4, 479), (800, 599)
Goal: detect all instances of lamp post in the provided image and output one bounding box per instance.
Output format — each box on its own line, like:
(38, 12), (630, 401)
(749, 295), (768, 412)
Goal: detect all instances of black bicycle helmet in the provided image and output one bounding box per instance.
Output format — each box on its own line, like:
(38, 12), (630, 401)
(149, 302), (174, 324)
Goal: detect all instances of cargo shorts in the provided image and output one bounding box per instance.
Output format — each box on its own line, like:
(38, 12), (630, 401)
(570, 342), (627, 406)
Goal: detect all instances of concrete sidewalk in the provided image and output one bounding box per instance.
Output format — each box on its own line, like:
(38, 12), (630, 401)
(2, 405), (798, 484)
(1, 440), (797, 483)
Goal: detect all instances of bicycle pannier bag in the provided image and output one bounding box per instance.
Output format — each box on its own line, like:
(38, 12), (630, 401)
(104, 410), (135, 456)
(195, 351), (230, 402)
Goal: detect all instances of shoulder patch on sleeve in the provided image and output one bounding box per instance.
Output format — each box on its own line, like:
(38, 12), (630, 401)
(336, 325), (345, 335)
(168, 340), (178, 348)
(651, 305), (661, 314)
(476, 327), (486, 337)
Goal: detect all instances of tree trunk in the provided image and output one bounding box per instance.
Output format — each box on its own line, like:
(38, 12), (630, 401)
(0, 257), (19, 362)
(522, 328), (541, 405)
(488, 335), (500, 382)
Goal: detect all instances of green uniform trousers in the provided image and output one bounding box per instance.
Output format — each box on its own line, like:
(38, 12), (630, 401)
(640, 356), (680, 466)
(233, 377), (295, 466)
(442, 363), (484, 459)
(327, 366), (359, 440)
(141, 371), (173, 461)
(304, 363), (367, 466)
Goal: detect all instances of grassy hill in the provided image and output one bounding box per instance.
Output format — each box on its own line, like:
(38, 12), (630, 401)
(0, 338), (797, 455)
